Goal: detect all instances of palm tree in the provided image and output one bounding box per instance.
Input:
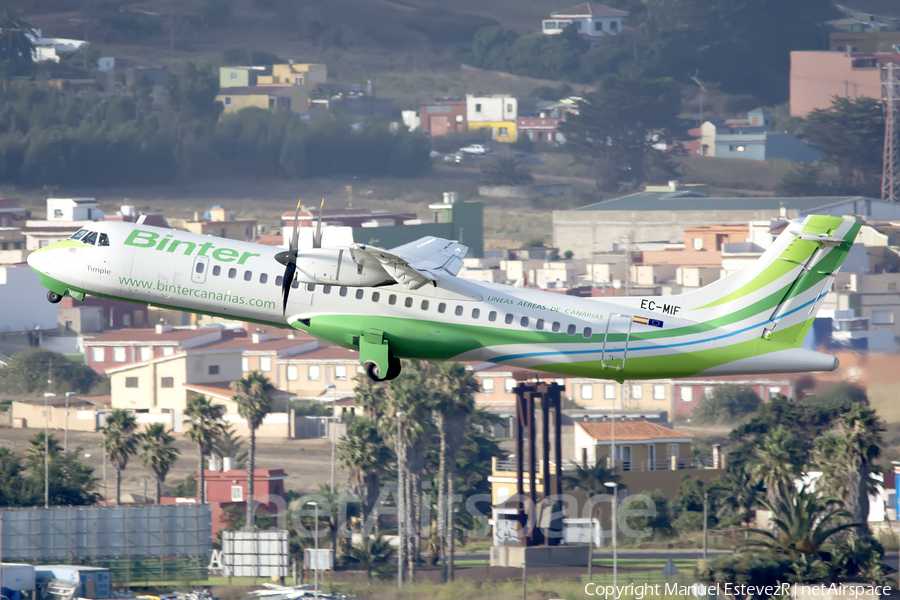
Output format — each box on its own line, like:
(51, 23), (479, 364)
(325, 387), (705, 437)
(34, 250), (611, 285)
(338, 416), (392, 527)
(562, 459), (619, 496)
(139, 423), (180, 504)
(746, 425), (804, 508)
(717, 465), (763, 529)
(431, 361), (477, 581)
(745, 485), (859, 582)
(346, 534), (395, 584)
(480, 156), (534, 186)
(212, 426), (249, 467)
(101, 409), (138, 505)
(232, 371), (274, 529)
(26, 432), (62, 464)
(0, 9), (37, 79)
(184, 394), (227, 503)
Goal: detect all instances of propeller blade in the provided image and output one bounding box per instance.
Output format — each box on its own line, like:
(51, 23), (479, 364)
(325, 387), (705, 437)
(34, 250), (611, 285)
(281, 261), (297, 316)
(289, 199), (302, 261)
(281, 200), (303, 316)
(313, 198), (324, 249)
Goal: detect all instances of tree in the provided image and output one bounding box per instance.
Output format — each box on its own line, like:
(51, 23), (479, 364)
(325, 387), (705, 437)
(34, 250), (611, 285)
(139, 423), (180, 504)
(232, 371), (274, 529)
(746, 425), (804, 508)
(0, 349), (104, 395)
(184, 394), (227, 503)
(212, 426), (248, 467)
(717, 465), (763, 529)
(338, 416), (392, 526)
(0, 447), (28, 506)
(24, 433), (98, 506)
(562, 458), (618, 496)
(479, 156), (534, 186)
(346, 534), (395, 583)
(560, 72), (687, 190)
(692, 385), (761, 425)
(803, 96), (884, 195)
(101, 409), (138, 505)
(0, 9), (36, 79)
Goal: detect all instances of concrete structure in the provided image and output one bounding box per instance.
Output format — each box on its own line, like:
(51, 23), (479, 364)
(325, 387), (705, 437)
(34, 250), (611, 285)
(179, 206), (257, 241)
(219, 66), (267, 88)
(542, 3), (628, 46)
(241, 328), (319, 382)
(574, 420), (692, 471)
(553, 182), (900, 256)
(467, 95), (517, 142)
(0, 198), (27, 227)
(275, 345), (362, 399)
(473, 365), (567, 406)
(83, 325), (230, 374)
(58, 296), (150, 334)
(0, 228), (27, 264)
(830, 31), (900, 53)
(256, 63), (327, 92)
(46, 198), (105, 222)
(790, 50), (900, 117)
(11, 395), (110, 431)
(201, 466), (288, 535)
(823, 271), (900, 340)
(696, 108), (821, 161)
(0, 264), (59, 333)
(419, 100), (467, 137)
(216, 86), (310, 116)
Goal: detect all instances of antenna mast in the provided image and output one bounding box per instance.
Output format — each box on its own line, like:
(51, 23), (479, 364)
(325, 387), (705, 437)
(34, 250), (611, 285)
(882, 62), (900, 201)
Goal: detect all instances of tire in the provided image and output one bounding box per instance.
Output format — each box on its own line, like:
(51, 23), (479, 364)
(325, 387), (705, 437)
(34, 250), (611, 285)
(365, 361), (386, 382)
(47, 291), (63, 304)
(384, 357), (401, 380)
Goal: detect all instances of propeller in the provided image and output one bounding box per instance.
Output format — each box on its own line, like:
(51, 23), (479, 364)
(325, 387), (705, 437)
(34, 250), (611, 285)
(277, 198), (325, 316)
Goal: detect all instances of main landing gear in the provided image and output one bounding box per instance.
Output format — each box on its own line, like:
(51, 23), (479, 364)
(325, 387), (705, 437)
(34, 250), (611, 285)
(47, 291), (63, 304)
(365, 356), (401, 382)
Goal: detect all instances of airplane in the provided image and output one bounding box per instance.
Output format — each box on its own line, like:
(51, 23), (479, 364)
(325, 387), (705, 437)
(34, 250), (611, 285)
(26, 211), (860, 383)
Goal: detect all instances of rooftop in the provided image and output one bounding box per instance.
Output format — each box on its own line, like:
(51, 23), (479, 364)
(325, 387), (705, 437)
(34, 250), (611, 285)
(576, 420), (693, 441)
(551, 3), (628, 17)
(83, 327), (223, 345)
(183, 381), (295, 401)
(575, 190), (873, 212)
(217, 86), (298, 96)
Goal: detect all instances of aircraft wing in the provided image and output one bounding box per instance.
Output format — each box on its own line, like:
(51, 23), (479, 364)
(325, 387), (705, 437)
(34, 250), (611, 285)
(349, 236), (468, 290)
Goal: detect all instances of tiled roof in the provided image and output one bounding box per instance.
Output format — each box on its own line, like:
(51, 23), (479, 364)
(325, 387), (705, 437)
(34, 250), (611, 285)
(551, 3), (628, 17)
(83, 328), (218, 344)
(575, 192), (872, 212)
(217, 86), (295, 96)
(182, 381), (295, 400)
(279, 345), (360, 362)
(577, 420), (693, 441)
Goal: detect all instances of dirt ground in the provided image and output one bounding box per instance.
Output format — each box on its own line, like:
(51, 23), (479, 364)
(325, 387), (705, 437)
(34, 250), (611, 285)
(0, 427), (345, 499)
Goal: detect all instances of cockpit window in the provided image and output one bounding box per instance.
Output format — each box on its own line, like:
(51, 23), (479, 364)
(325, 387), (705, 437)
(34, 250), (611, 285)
(69, 229), (88, 241)
(82, 231), (98, 245)
(98, 233), (110, 247)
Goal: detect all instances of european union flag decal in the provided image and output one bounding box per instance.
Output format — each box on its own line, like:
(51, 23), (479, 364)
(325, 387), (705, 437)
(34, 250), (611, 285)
(648, 318), (664, 328)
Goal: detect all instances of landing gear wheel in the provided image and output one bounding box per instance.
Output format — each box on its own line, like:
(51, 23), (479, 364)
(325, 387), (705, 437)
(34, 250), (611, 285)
(365, 361), (386, 382)
(47, 291), (63, 304)
(385, 357), (401, 381)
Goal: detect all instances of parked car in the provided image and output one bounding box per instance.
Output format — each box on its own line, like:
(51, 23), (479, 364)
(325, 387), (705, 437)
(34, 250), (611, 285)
(459, 144), (492, 154)
(513, 153), (545, 165)
(444, 151), (495, 163)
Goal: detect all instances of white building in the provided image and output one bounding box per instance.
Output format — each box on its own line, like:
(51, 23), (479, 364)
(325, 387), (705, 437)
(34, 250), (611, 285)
(46, 198), (105, 222)
(466, 95), (517, 123)
(542, 3), (628, 44)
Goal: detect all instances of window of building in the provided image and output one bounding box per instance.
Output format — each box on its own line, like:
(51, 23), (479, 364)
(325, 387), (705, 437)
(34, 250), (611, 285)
(666, 444), (679, 460)
(340, 287), (348, 296)
(208, 365), (220, 375)
(873, 310), (894, 324)
(260, 357), (272, 372)
(356, 289), (364, 299)
(287, 365), (298, 381)
(113, 347), (127, 363)
(567, 324), (577, 336)
(475, 103), (482, 112)
(38, 240), (49, 248)
(632, 384), (643, 399)
(224, 97), (232, 106)
(693, 238), (703, 250)
(504, 378), (516, 393)
(259, 273), (268, 284)
(334, 365), (347, 380)
(488, 311), (497, 321)
(583, 327), (592, 339)
(595, 20), (603, 31)
(421, 300), (430, 310)
(162, 347), (175, 356)
(680, 387), (693, 402)
(140, 347), (153, 362)
(768, 386), (782, 399)
(604, 384), (616, 399)
(405, 297), (413, 308)
(482, 378), (494, 393)
(472, 308), (481, 319)
(231, 485), (243, 501)
(703, 386), (714, 399)
(581, 384), (593, 400)
(228, 268), (237, 279)
(729, 145), (748, 152)
(653, 384), (666, 400)
(125, 377), (138, 388)
(506, 103), (513, 112)
(230, 72), (238, 80)
(294, 76), (303, 85)
(244, 270), (252, 281)
(520, 316), (529, 327)
(498, 127), (509, 136)
(161, 377), (174, 388)
(92, 347), (105, 363)
(309, 365), (321, 381)
(544, 21), (557, 30)
(372, 291), (380, 302)
(242, 357), (249, 371)
(438, 302), (446, 313)
(552, 322), (561, 332)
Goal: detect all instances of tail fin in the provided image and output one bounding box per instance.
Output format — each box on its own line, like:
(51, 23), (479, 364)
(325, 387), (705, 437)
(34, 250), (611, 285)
(670, 215), (861, 347)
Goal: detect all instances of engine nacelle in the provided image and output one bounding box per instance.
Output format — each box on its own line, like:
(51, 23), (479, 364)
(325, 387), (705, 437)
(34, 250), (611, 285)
(293, 248), (393, 287)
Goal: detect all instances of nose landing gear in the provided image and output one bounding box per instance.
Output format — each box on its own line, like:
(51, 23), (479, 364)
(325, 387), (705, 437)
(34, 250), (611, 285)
(47, 291), (63, 304)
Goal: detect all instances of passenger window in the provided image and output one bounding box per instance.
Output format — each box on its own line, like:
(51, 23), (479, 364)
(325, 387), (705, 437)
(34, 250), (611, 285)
(98, 233), (110, 247)
(307, 284), (315, 291)
(488, 311), (497, 322)
(323, 285), (331, 294)
(83, 231), (98, 245)
(438, 303), (446, 313)
(405, 297), (413, 308)
(275, 275), (282, 286)
(70, 229), (88, 240)
(505, 314), (513, 325)
(244, 271), (253, 281)
(421, 300), (429, 310)
(340, 287), (348, 297)
(567, 324), (576, 336)
(372, 292), (380, 302)
(259, 273), (268, 284)
(291, 278), (299, 289)
(455, 305), (463, 316)
(228, 268), (237, 279)
(389, 294), (397, 305)
(584, 327), (592, 339)
(552, 322), (560, 332)
(213, 265), (221, 276)
(355, 289), (364, 299)
(536, 319), (544, 330)
(195, 262), (205, 274)
(520, 316), (529, 327)
(472, 308), (481, 319)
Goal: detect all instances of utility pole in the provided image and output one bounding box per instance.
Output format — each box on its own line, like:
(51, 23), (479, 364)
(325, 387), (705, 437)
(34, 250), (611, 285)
(45, 357), (53, 509)
(396, 412), (406, 590)
(883, 62), (900, 201)
(702, 491), (709, 560)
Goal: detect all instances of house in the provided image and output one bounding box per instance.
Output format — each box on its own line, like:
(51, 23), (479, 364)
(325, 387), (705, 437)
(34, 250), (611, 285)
(466, 95), (518, 143)
(58, 296), (150, 334)
(542, 3), (629, 47)
(570, 379), (673, 412)
(201, 465), (289, 536)
(695, 108), (821, 162)
(790, 50), (900, 117)
(473, 365), (566, 406)
(0, 199), (27, 228)
(0, 228), (27, 264)
(574, 420), (693, 471)
(83, 324), (228, 375)
(219, 66), (267, 88)
(419, 100), (467, 137)
(275, 345), (363, 400)
(256, 63), (327, 92)
(240, 327), (319, 382)
(178, 206), (257, 241)
(216, 86), (310, 116)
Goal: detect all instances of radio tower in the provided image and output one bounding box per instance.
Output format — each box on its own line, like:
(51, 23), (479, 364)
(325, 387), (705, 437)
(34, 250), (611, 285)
(882, 62), (900, 201)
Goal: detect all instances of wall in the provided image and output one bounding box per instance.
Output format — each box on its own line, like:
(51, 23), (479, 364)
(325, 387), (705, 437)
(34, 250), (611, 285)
(11, 402), (101, 431)
(0, 265), (59, 332)
(467, 121), (517, 143)
(219, 93), (267, 114)
(220, 68), (252, 88)
(714, 136), (766, 161)
(765, 133), (824, 162)
(790, 51), (882, 117)
(467, 96), (516, 123)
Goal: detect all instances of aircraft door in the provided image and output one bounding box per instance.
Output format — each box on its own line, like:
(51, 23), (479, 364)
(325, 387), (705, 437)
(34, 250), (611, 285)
(601, 313), (633, 370)
(191, 255), (209, 284)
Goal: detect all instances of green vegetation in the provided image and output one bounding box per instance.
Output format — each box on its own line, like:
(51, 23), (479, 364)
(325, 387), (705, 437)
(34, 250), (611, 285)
(691, 385), (762, 425)
(0, 9), (36, 79)
(479, 156), (534, 186)
(0, 433), (98, 506)
(101, 408), (138, 505)
(0, 349), (104, 394)
(232, 371), (274, 529)
(138, 422), (180, 504)
(184, 394), (227, 503)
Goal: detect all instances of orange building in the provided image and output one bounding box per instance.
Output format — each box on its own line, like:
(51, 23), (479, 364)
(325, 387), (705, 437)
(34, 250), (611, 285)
(789, 50), (898, 117)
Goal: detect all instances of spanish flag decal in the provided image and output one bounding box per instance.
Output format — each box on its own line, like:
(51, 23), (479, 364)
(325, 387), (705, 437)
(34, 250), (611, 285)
(633, 316), (664, 328)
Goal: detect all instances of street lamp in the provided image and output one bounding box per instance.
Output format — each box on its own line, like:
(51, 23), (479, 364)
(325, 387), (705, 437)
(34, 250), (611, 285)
(326, 384), (337, 496)
(43, 392), (57, 509)
(309, 501), (319, 594)
(604, 482), (618, 590)
(395, 411), (407, 589)
(64, 392), (76, 452)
